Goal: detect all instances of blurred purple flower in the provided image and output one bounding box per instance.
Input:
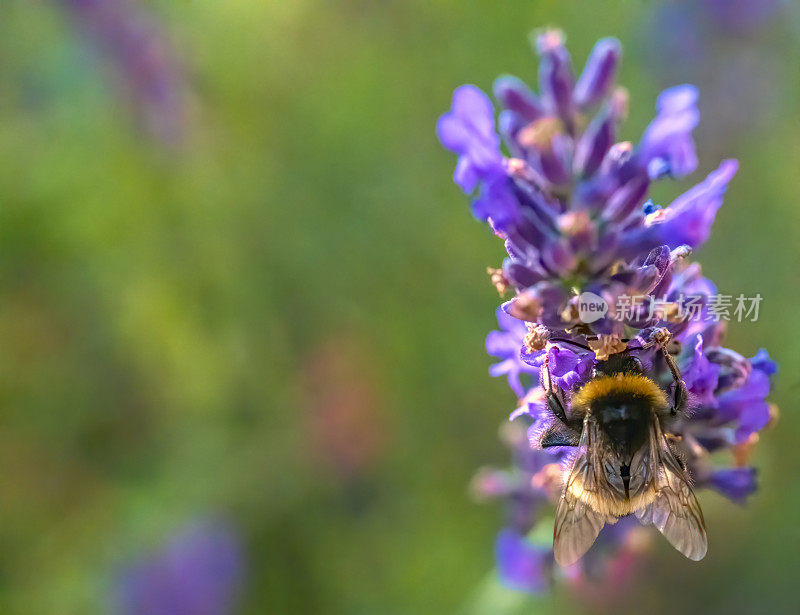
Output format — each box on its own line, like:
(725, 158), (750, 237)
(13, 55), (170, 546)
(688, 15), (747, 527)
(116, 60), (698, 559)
(115, 518), (245, 615)
(641, 0), (787, 151)
(61, 0), (188, 145)
(705, 467), (758, 502)
(750, 348), (778, 376)
(701, 0), (786, 35)
(495, 530), (551, 592)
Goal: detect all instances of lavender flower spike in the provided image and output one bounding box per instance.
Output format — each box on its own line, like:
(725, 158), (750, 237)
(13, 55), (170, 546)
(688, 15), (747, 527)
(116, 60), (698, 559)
(440, 31), (776, 594)
(61, 0), (189, 145)
(114, 517), (245, 615)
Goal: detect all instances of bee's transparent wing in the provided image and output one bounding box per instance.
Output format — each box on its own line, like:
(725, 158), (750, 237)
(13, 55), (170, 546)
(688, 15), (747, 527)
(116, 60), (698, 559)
(553, 418), (607, 566)
(636, 417), (707, 561)
(626, 438), (656, 499)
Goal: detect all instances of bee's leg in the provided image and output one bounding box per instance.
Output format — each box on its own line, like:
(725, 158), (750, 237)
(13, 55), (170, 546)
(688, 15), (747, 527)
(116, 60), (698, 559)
(546, 389), (570, 426)
(540, 425), (580, 448)
(660, 346), (687, 416)
(542, 359), (565, 422)
(543, 359), (579, 430)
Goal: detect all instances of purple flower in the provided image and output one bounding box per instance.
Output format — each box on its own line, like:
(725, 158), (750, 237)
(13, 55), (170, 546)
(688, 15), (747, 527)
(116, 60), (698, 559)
(620, 159), (738, 257)
(574, 38), (621, 109)
(750, 348), (778, 376)
(472, 177), (520, 230)
(682, 335), (720, 408)
(679, 335), (775, 442)
(535, 30), (575, 124)
(436, 31), (732, 337)
(496, 530), (551, 592)
(636, 85), (700, 179)
(437, 85), (504, 193)
(60, 0), (188, 145)
(641, 0), (787, 151)
(445, 32), (776, 595)
(494, 76), (543, 121)
(701, 0), (786, 35)
(716, 366), (772, 443)
(705, 467), (758, 502)
(486, 307), (539, 398)
(437, 86), (521, 228)
(115, 518), (245, 615)
(540, 345), (594, 391)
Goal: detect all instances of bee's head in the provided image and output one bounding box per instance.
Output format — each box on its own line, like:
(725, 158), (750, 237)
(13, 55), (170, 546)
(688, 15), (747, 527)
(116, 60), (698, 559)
(592, 353), (644, 378)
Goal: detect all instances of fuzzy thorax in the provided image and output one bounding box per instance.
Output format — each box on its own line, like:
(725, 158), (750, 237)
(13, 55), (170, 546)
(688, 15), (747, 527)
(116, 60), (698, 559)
(570, 373), (670, 418)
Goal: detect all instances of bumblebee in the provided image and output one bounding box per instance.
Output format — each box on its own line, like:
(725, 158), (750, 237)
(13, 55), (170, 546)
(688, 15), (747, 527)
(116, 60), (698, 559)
(539, 335), (706, 566)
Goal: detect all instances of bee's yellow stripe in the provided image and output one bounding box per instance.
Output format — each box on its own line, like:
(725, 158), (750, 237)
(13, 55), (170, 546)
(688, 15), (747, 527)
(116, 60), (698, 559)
(571, 373), (669, 416)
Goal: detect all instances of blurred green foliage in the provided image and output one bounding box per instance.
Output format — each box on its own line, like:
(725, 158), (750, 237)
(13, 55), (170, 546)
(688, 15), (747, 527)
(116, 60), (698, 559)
(0, 1), (798, 613)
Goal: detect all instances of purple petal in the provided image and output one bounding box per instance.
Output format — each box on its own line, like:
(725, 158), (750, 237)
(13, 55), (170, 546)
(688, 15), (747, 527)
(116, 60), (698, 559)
(452, 156), (481, 193)
(494, 75), (544, 120)
(547, 345), (595, 390)
(540, 238), (577, 277)
(536, 30), (575, 122)
(437, 85), (504, 193)
(574, 37), (621, 108)
(486, 307), (538, 397)
(716, 368), (771, 442)
(659, 159), (738, 246)
(486, 331), (521, 359)
(503, 257), (547, 288)
(450, 85), (496, 139)
(472, 177), (520, 229)
(619, 160), (738, 256)
(750, 349), (777, 376)
(708, 467), (758, 502)
(682, 335), (720, 408)
(605, 175), (650, 222)
(637, 84), (699, 178)
(573, 109), (615, 178)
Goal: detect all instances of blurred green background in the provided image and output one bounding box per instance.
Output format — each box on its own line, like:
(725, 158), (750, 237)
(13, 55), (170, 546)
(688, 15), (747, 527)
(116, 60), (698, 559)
(0, 1), (798, 613)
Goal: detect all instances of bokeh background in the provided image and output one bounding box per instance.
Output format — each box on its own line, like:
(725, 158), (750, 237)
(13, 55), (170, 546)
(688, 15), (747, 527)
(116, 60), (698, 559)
(0, 1), (799, 613)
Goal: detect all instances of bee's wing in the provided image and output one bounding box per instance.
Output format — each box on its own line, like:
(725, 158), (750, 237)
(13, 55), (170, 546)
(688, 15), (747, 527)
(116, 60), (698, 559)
(636, 417), (707, 561)
(627, 438), (656, 499)
(553, 417), (607, 566)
